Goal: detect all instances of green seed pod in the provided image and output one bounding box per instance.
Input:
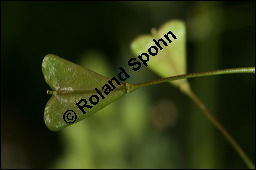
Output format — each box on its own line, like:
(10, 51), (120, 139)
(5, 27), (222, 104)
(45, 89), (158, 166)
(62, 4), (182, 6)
(131, 19), (191, 93)
(42, 54), (127, 131)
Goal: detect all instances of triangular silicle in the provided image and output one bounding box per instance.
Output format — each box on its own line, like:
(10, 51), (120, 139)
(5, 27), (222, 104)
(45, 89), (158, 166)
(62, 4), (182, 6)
(42, 54), (127, 131)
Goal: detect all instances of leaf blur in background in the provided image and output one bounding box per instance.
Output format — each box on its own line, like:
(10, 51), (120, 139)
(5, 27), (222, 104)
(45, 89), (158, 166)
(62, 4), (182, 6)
(1, 1), (255, 169)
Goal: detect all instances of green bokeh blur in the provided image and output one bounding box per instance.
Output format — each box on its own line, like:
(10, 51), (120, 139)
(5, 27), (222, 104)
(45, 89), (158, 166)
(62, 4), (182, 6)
(1, 1), (255, 169)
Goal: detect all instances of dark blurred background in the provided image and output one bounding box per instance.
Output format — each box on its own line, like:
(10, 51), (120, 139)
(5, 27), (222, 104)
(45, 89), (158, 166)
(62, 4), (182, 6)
(1, 1), (255, 169)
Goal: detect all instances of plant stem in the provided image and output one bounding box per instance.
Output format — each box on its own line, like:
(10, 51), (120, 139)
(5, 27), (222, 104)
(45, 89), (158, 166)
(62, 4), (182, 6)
(127, 67), (255, 92)
(127, 67), (255, 168)
(186, 90), (255, 169)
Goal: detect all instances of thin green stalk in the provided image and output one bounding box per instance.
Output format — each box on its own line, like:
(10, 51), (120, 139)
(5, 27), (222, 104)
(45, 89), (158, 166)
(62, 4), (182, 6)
(127, 67), (255, 169)
(126, 67), (255, 92)
(186, 90), (255, 169)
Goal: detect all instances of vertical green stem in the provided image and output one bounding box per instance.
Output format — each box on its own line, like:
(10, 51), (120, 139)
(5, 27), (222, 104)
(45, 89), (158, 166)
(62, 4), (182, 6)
(186, 90), (255, 169)
(127, 67), (255, 168)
